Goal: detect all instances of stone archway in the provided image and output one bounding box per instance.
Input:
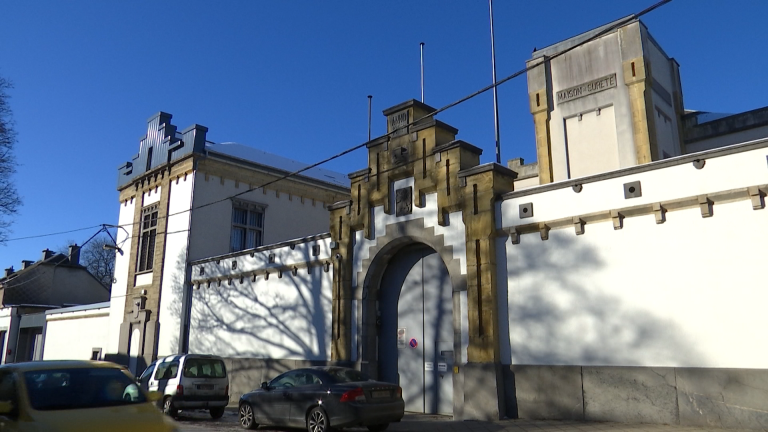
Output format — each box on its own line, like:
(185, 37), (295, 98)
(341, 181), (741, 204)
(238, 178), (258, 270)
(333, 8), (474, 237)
(352, 218), (467, 417)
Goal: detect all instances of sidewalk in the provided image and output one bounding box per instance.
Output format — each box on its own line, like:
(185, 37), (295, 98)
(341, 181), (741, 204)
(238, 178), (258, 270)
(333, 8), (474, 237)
(384, 414), (758, 432)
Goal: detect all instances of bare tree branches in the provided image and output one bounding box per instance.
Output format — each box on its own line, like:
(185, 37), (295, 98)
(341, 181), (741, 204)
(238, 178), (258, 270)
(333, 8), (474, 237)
(0, 77), (21, 243)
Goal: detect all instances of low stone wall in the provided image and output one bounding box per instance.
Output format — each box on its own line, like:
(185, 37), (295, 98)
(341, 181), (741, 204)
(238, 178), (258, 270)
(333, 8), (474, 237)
(220, 357), (354, 406)
(504, 365), (768, 430)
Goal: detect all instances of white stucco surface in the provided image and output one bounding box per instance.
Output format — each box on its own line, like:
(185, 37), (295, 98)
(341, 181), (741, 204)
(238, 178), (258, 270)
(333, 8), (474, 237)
(107, 197), (135, 356)
(189, 237), (334, 360)
(0, 308), (11, 364)
(157, 174), (195, 357)
(44, 306), (110, 360)
(351, 177), (467, 289)
(500, 145), (768, 368)
(189, 265), (333, 360)
(500, 146), (768, 229)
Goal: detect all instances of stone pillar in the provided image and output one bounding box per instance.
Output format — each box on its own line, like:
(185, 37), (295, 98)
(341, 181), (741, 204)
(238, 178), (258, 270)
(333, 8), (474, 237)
(623, 57), (658, 164)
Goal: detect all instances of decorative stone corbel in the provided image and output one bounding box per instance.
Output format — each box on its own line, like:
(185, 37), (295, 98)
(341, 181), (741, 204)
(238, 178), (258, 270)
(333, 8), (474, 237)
(611, 210), (624, 230)
(508, 228), (520, 245)
(653, 203), (666, 224)
(698, 195), (713, 218)
(749, 186), (765, 210)
(539, 223), (550, 241)
(573, 217), (585, 235)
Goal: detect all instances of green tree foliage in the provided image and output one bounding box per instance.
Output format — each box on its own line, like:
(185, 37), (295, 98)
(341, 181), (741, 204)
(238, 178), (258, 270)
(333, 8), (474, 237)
(0, 77), (21, 242)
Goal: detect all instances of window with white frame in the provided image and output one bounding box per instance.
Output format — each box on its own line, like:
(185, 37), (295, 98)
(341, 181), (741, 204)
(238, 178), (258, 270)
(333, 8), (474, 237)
(137, 204), (158, 272)
(230, 200), (265, 252)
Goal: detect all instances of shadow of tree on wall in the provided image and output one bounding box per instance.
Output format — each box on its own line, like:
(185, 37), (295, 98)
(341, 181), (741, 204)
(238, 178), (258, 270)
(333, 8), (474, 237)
(165, 243), (334, 408)
(495, 229), (706, 420)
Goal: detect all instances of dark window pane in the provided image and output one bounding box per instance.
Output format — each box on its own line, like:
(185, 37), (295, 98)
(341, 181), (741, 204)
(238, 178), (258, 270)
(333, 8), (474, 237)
(231, 228), (245, 252)
(233, 208), (247, 225)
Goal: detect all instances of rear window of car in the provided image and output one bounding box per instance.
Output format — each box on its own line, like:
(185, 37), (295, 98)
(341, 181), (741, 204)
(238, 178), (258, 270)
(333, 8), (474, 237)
(24, 367), (146, 411)
(324, 368), (371, 383)
(183, 358), (226, 378)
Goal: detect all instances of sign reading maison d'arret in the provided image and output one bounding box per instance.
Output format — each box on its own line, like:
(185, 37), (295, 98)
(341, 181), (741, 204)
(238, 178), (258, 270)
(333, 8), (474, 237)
(556, 73), (617, 104)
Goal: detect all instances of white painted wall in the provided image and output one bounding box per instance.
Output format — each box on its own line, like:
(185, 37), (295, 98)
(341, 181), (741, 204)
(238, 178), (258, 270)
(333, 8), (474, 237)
(107, 197), (135, 356)
(44, 306), (110, 360)
(156, 174), (195, 357)
(548, 31), (634, 181)
(564, 106), (620, 179)
(352, 177), (467, 289)
(189, 238), (333, 360)
(500, 144), (768, 368)
(513, 176), (540, 190)
(0, 308), (11, 364)
(188, 174), (333, 262)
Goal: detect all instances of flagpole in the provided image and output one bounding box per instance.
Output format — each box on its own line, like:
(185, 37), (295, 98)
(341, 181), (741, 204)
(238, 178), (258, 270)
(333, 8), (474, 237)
(489, 0), (501, 164)
(420, 42), (425, 102)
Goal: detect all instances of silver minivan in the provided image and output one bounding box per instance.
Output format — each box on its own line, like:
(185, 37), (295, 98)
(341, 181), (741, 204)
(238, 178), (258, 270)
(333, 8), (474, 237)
(138, 354), (229, 418)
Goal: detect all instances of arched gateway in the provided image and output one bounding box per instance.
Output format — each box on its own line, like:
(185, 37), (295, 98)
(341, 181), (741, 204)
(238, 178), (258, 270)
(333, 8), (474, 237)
(327, 99), (516, 420)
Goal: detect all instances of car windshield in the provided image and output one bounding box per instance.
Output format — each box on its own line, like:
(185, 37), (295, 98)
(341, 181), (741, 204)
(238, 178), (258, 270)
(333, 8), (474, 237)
(324, 368), (372, 383)
(183, 358), (226, 378)
(24, 367), (146, 411)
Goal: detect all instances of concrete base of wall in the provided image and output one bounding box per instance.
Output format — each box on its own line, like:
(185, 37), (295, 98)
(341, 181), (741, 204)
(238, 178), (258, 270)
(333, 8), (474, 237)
(463, 362), (505, 421)
(505, 365), (768, 430)
(221, 358), (353, 405)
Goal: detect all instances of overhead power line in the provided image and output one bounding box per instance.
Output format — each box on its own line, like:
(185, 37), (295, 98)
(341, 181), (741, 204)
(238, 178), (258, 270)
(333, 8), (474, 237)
(4, 0), (673, 244)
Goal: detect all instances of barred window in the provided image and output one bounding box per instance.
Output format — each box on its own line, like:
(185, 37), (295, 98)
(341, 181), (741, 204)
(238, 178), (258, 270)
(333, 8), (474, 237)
(137, 204), (158, 272)
(230, 200), (265, 252)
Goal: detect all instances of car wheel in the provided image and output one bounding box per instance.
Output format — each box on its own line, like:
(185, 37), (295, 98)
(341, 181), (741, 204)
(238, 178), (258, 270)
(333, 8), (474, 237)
(162, 396), (178, 417)
(239, 403), (258, 430)
(307, 406), (330, 432)
(367, 424), (389, 432)
(210, 407), (225, 419)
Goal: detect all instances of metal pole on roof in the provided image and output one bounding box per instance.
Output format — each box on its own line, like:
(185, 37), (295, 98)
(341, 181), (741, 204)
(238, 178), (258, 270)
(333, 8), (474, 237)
(489, 0), (502, 164)
(420, 42), (425, 103)
(368, 95), (372, 142)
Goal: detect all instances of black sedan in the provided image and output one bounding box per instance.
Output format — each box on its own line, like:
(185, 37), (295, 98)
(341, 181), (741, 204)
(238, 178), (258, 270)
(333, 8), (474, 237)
(238, 366), (404, 432)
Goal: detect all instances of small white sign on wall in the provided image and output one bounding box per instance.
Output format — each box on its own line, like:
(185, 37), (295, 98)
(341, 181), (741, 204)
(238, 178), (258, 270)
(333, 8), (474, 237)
(397, 328), (407, 349)
(424, 362), (434, 371)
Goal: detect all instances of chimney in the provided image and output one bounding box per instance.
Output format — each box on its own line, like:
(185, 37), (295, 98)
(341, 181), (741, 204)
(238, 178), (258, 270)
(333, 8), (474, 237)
(42, 249), (54, 260)
(21, 260), (34, 269)
(4, 267), (13, 277)
(68, 244), (81, 265)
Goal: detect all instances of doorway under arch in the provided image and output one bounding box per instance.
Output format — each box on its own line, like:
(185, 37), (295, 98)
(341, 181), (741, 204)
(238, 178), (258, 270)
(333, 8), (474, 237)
(376, 244), (454, 415)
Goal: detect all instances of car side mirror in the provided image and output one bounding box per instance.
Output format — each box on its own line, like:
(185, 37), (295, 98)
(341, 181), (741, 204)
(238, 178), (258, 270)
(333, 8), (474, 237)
(0, 401), (13, 415)
(261, 382), (269, 390)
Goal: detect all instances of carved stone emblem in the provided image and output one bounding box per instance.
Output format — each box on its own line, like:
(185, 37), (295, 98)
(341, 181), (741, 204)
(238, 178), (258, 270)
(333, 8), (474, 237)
(396, 187), (413, 217)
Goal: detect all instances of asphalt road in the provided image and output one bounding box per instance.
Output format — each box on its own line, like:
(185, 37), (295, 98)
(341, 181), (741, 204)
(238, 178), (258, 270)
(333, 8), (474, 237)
(173, 409), (754, 432)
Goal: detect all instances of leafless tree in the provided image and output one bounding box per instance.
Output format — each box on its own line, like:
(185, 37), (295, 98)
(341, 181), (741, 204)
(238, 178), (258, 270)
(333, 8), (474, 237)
(59, 234), (116, 290)
(0, 76), (21, 243)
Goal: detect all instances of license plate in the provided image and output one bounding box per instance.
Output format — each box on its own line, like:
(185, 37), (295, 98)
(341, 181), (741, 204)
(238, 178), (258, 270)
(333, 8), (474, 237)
(372, 390), (389, 398)
(197, 384), (214, 390)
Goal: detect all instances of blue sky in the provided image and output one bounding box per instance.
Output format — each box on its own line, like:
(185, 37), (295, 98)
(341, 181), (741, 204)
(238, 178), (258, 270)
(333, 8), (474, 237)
(0, 0), (766, 269)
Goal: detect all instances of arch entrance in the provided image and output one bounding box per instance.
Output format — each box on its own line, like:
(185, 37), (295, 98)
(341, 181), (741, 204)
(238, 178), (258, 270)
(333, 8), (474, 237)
(377, 244), (454, 415)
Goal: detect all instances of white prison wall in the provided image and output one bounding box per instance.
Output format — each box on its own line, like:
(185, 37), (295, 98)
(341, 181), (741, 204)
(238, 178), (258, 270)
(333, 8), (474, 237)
(190, 236), (334, 360)
(500, 143), (768, 368)
(44, 303), (110, 360)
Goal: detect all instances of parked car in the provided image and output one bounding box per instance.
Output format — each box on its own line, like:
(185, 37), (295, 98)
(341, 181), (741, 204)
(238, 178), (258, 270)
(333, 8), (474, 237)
(0, 360), (180, 432)
(138, 353), (229, 418)
(238, 366), (404, 432)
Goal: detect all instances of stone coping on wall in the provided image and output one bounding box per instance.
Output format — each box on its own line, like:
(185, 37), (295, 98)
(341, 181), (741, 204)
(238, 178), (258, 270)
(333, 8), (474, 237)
(501, 136), (768, 201)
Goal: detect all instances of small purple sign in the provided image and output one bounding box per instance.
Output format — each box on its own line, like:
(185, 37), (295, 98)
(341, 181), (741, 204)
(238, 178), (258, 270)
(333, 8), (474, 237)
(409, 338), (418, 348)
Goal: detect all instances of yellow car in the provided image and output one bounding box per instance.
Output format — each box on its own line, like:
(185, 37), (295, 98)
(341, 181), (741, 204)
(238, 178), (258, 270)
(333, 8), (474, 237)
(0, 360), (181, 432)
